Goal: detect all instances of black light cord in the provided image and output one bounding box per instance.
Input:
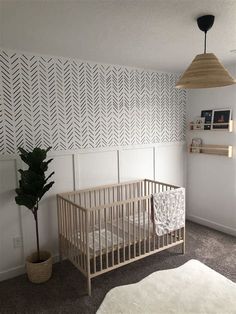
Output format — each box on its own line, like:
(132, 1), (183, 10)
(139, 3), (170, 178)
(204, 31), (207, 53)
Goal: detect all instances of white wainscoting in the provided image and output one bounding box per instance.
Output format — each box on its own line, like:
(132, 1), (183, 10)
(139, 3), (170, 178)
(76, 150), (119, 189)
(119, 147), (154, 182)
(0, 142), (185, 281)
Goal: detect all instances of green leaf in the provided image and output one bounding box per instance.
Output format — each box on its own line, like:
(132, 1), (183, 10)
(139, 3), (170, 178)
(38, 181), (55, 200)
(15, 194), (37, 210)
(45, 147), (52, 153)
(16, 146), (54, 209)
(45, 171), (55, 183)
(18, 147), (30, 165)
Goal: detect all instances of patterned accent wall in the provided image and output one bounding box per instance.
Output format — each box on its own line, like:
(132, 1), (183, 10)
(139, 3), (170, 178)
(0, 50), (186, 154)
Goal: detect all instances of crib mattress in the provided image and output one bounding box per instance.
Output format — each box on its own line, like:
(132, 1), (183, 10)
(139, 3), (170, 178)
(66, 211), (182, 258)
(71, 213), (154, 256)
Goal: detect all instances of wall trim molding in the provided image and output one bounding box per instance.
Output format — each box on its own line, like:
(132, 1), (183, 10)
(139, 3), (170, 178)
(187, 214), (236, 237)
(0, 142), (186, 160)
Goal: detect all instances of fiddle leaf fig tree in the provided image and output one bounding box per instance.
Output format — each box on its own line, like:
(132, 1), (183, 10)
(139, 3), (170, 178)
(15, 147), (55, 262)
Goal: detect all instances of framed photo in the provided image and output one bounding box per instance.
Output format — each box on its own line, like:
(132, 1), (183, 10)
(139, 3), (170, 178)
(201, 110), (213, 130)
(213, 109), (232, 129)
(191, 138), (202, 153)
(193, 117), (205, 130)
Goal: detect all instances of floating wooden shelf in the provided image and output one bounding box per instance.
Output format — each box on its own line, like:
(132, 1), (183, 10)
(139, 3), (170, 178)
(189, 144), (233, 158)
(189, 120), (233, 132)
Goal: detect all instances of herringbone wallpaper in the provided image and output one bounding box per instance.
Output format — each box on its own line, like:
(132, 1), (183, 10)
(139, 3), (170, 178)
(0, 50), (186, 154)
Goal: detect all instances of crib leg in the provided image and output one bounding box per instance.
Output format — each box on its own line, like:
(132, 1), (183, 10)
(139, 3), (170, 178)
(87, 277), (91, 296)
(181, 227), (186, 255)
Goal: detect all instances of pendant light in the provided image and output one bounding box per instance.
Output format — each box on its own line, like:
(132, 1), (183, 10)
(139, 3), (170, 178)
(175, 15), (236, 89)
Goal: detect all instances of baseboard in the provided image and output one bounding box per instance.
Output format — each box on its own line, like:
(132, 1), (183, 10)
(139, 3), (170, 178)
(0, 265), (25, 282)
(0, 254), (60, 282)
(187, 214), (236, 237)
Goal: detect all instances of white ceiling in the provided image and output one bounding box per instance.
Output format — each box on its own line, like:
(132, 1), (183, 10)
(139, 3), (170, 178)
(0, 0), (236, 73)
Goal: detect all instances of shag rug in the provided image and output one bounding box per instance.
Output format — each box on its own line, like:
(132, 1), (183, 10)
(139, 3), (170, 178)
(97, 259), (236, 314)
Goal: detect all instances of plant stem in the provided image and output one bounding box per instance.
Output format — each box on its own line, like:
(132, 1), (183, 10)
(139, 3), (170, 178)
(33, 204), (40, 262)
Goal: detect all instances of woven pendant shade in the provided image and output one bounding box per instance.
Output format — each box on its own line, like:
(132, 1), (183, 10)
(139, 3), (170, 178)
(176, 53), (236, 89)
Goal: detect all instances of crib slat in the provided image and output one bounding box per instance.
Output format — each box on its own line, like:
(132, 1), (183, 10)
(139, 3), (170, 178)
(78, 207), (83, 270)
(89, 191), (91, 208)
(65, 202), (70, 257)
(60, 199), (64, 257)
(133, 201), (136, 258)
(105, 208), (108, 268)
(70, 204), (74, 261)
(147, 198), (150, 252)
(143, 199), (146, 253)
(178, 228), (181, 241)
(63, 200), (66, 254)
(85, 210), (90, 275)
(57, 197), (62, 261)
(82, 211), (86, 271)
(99, 210), (102, 271)
(117, 204), (120, 264)
(111, 206), (114, 267)
(92, 211), (96, 274)
(72, 205), (77, 265)
(138, 200), (141, 256)
(99, 189), (101, 207)
(153, 197), (156, 251)
(65, 201), (69, 257)
(128, 202), (130, 260)
(122, 204), (125, 262)
(76, 207), (82, 268)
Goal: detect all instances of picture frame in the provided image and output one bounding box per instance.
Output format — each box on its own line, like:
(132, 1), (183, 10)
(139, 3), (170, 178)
(193, 117), (205, 130)
(212, 109), (232, 129)
(201, 110), (213, 130)
(191, 138), (202, 153)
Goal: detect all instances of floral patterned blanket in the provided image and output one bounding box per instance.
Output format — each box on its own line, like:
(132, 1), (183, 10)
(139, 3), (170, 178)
(151, 188), (185, 236)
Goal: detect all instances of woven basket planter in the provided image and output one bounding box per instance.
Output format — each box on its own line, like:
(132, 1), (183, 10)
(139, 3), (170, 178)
(26, 251), (52, 283)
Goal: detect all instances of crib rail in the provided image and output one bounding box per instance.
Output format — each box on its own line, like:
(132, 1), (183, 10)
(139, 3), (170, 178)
(60, 179), (178, 208)
(57, 179), (185, 296)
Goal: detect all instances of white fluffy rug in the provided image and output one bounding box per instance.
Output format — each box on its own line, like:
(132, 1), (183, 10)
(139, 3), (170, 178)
(97, 260), (236, 314)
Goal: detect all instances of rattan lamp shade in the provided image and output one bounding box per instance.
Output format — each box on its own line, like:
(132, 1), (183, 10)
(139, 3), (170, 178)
(176, 53), (236, 89)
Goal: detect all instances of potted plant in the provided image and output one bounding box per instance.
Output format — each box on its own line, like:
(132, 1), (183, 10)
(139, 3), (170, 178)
(15, 147), (55, 283)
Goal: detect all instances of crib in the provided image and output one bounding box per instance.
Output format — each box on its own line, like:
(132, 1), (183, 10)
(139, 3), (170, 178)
(57, 179), (185, 296)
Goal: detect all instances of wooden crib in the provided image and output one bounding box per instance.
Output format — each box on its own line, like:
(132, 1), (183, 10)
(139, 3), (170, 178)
(57, 179), (185, 296)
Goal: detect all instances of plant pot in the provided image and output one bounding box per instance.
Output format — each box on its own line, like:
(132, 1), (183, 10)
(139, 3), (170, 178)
(26, 251), (52, 283)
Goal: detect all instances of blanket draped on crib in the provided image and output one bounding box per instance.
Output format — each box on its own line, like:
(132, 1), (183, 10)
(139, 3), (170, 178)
(151, 188), (185, 236)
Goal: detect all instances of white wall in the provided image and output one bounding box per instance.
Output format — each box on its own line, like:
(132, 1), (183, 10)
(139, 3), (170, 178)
(186, 64), (236, 236)
(0, 143), (185, 281)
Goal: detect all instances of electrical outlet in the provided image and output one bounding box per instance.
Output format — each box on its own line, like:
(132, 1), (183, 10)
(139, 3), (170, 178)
(13, 236), (23, 248)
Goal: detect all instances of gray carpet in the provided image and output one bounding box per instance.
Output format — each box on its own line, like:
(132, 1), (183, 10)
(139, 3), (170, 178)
(0, 221), (235, 314)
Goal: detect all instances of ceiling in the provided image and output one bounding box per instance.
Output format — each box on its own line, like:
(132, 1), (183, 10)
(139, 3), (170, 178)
(0, 0), (236, 73)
